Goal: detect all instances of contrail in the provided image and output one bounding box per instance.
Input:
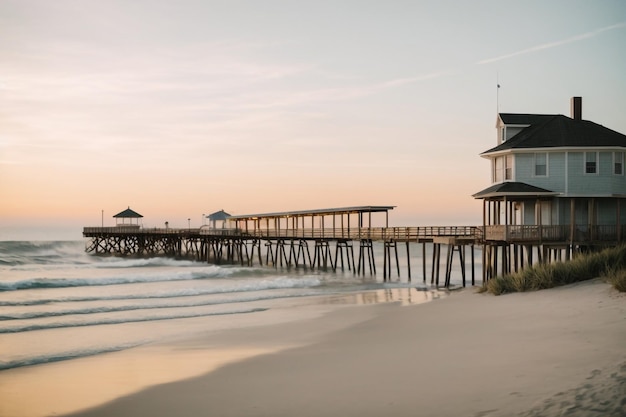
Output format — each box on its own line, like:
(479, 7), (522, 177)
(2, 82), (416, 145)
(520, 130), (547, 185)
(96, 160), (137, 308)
(477, 21), (626, 65)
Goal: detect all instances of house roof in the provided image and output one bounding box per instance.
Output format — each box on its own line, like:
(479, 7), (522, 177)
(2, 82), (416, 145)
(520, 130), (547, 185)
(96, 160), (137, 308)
(206, 210), (231, 221)
(472, 182), (559, 199)
(113, 207), (143, 218)
(483, 115), (626, 155)
(498, 113), (557, 126)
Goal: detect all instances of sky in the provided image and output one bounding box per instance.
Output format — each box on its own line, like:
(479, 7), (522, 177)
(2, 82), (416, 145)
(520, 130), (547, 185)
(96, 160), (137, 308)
(1, 0), (625, 240)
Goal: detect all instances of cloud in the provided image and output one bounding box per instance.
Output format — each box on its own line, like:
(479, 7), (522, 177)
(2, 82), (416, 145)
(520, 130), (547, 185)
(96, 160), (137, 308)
(476, 21), (626, 65)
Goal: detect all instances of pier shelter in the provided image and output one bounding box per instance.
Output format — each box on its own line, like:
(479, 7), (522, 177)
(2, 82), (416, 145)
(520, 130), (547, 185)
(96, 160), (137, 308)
(474, 97), (626, 280)
(218, 206), (397, 276)
(205, 210), (231, 231)
(225, 206), (395, 240)
(113, 207), (143, 228)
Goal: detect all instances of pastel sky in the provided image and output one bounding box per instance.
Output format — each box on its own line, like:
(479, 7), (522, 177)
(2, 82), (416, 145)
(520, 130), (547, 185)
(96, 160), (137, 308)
(1, 0), (625, 240)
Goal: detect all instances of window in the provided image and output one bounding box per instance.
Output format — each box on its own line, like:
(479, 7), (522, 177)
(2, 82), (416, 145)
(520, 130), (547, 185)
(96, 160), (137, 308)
(493, 156), (503, 182)
(493, 154), (513, 182)
(505, 154), (513, 180)
(614, 152), (624, 175)
(534, 153), (547, 176)
(585, 152), (597, 174)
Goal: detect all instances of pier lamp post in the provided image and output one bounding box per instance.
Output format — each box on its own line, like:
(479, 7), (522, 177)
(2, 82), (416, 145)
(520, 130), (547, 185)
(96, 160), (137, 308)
(188, 218), (191, 230)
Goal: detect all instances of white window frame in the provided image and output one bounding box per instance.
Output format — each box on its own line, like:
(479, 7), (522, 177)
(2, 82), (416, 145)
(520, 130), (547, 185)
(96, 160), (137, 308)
(584, 152), (598, 175)
(505, 154), (513, 180)
(493, 154), (514, 183)
(534, 152), (548, 177)
(613, 152), (624, 175)
(493, 156), (503, 183)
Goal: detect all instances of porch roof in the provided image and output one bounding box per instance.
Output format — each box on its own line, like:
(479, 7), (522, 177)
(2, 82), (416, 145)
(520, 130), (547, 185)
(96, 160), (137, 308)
(473, 182), (559, 199)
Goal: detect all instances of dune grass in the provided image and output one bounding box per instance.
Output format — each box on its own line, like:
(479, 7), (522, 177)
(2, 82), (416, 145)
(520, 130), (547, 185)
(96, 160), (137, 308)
(481, 245), (626, 295)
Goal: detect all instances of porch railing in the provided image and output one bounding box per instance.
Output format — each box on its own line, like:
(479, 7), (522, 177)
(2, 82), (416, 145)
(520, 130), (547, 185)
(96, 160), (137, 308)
(483, 224), (624, 243)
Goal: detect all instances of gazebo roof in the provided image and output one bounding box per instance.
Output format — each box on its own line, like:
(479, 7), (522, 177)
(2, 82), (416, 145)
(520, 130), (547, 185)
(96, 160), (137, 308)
(113, 207), (144, 218)
(207, 210), (231, 221)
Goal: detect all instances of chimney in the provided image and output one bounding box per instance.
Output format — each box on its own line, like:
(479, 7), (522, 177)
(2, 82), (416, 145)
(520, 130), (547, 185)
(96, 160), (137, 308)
(570, 96), (582, 120)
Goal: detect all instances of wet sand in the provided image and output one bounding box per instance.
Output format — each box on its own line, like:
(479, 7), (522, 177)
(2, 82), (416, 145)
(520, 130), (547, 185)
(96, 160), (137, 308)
(4, 281), (625, 417)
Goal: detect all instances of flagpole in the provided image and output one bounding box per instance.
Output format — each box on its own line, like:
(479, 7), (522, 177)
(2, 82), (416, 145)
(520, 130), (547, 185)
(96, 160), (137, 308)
(496, 73), (501, 113)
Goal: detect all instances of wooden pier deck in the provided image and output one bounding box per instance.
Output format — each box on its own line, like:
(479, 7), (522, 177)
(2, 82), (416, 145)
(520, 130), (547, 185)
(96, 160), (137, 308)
(84, 205), (482, 287)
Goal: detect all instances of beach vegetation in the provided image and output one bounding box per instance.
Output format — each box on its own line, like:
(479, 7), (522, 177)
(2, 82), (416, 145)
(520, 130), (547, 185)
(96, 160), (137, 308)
(605, 266), (626, 292)
(481, 245), (626, 295)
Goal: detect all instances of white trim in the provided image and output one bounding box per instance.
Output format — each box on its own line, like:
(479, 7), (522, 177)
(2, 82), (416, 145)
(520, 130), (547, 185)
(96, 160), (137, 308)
(481, 146), (626, 158)
(560, 193), (626, 198)
(565, 151), (569, 193)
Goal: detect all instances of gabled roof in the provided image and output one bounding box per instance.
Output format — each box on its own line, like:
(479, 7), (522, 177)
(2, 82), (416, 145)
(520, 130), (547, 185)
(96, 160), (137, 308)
(207, 210), (231, 221)
(498, 113), (557, 126)
(113, 207), (143, 218)
(473, 182), (558, 199)
(483, 115), (626, 155)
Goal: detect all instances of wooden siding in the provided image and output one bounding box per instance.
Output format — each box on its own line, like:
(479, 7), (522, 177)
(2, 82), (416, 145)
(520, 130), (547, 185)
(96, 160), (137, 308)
(514, 152), (566, 192)
(568, 152), (615, 194)
(510, 151), (626, 196)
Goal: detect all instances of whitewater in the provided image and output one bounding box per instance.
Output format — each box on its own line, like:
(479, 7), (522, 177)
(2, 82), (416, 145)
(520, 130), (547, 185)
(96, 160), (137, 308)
(0, 240), (474, 371)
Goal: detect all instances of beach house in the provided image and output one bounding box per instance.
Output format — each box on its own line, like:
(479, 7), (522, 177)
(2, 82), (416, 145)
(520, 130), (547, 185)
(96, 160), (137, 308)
(473, 97), (626, 275)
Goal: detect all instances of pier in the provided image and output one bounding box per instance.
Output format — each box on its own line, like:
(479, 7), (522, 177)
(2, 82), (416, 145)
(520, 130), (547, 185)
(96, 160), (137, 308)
(84, 205), (626, 287)
(83, 206), (481, 287)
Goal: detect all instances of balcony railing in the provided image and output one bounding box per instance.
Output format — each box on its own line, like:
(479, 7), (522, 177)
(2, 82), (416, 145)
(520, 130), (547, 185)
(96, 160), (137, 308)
(483, 224), (624, 243)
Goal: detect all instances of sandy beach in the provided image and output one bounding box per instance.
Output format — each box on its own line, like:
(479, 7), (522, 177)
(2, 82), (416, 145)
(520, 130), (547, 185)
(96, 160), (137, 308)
(3, 279), (625, 417)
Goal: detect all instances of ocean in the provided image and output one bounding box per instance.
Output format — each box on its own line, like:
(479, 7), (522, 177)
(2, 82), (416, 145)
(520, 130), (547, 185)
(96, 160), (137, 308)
(0, 239), (481, 372)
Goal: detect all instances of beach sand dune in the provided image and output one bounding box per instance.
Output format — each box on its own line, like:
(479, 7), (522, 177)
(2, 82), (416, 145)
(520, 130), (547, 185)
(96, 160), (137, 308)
(53, 280), (626, 416)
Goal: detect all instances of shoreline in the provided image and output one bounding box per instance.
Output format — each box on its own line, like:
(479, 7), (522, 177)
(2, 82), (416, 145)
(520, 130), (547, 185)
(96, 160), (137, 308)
(0, 288), (441, 417)
(2, 281), (625, 417)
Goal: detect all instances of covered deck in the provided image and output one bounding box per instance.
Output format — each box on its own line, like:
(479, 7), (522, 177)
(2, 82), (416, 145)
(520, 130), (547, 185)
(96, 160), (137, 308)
(224, 205), (397, 240)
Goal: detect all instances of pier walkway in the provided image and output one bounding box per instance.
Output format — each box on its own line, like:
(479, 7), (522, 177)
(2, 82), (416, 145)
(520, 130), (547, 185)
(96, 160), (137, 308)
(83, 206), (481, 287)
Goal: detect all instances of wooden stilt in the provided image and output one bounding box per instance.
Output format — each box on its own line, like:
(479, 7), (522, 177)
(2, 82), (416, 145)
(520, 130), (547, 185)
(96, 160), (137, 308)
(406, 242), (411, 282)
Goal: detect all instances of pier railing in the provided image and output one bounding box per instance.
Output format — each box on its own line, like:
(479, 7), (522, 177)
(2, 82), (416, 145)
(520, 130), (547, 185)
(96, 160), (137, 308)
(83, 227), (203, 235)
(233, 226), (479, 241)
(83, 226), (481, 241)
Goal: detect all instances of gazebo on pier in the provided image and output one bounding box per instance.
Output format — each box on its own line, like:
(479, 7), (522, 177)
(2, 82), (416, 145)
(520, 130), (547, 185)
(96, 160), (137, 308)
(205, 210), (232, 230)
(113, 207), (143, 228)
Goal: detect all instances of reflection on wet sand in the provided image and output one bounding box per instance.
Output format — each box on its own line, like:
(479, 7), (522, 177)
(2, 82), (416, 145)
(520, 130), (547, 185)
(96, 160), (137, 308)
(321, 287), (447, 307)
